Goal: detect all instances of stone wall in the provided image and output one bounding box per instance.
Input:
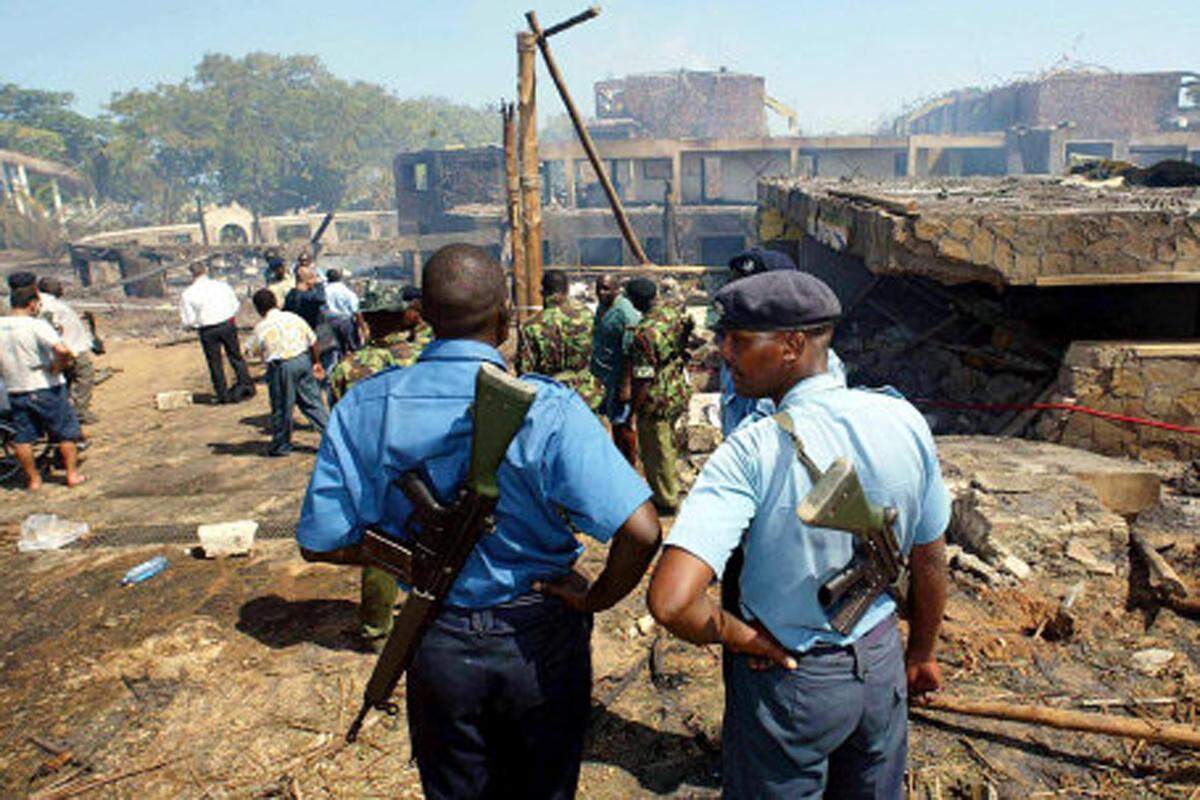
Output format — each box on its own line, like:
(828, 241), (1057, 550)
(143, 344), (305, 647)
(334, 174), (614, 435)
(1038, 341), (1200, 461)
(758, 178), (1200, 288)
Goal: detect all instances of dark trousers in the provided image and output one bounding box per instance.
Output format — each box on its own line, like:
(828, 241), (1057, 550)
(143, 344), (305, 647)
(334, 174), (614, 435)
(407, 595), (593, 800)
(265, 354), (328, 455)
(198, 320), (254, 403)
(722, 617), (908, 800)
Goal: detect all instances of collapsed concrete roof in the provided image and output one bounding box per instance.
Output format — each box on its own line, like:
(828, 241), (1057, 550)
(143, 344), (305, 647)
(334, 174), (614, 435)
(758, 176), (1200, 288)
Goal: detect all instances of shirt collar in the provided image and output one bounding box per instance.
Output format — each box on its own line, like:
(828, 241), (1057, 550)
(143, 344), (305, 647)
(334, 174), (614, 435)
(416, 338), (508, 369)
(778, 369), (846, 409)
(264, 308), (281, 320)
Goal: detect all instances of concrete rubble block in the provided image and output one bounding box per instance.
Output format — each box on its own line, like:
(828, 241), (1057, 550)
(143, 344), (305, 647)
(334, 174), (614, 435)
(1131, 648), (1175, 676)
(197, 520), (258, 558)
(938, 436), (1160, 573)
(156, 390), (194, 411)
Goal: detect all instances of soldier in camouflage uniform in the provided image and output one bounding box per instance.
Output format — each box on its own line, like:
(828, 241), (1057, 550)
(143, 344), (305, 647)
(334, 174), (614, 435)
(517, 270), (604, 413)
(628, 277), (694, 514)
(329, 284), (431, 649)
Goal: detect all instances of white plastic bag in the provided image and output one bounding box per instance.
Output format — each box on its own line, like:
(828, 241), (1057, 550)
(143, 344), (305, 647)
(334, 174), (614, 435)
(18, 514), (89, 552)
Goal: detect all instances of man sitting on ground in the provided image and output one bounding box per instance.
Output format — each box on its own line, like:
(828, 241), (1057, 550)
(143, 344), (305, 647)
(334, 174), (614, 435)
(0, 286), (86, 489)
(246, 289), (329, 457)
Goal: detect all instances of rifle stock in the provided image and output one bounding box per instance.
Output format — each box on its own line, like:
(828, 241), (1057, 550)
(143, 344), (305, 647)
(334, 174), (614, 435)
(345, 363), (537, 742)
(797, 458), (905, 635)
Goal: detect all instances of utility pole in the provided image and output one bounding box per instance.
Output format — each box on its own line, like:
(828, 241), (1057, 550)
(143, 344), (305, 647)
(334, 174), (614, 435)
(517, 31), (542, 323)
(502, 102), (525, 302)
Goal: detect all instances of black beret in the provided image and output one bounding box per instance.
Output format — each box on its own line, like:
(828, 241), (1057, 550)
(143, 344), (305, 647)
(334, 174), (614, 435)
(7, 271), (36, 291)
(727, 246), (796, 280)
(712, 270), (841, 331)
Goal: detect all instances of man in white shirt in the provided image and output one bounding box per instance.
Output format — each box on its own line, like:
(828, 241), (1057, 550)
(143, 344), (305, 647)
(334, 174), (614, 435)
(179, 261), (255, 404)
(0, 286), (86, 490)
(37, 277), (98, 424)
(246, 288), (329, 456)
(323, 268), (367, 354)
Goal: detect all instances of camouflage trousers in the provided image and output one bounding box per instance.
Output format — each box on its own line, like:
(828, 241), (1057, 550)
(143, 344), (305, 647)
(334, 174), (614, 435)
(360, 566), (398, 640)
(637, 416), (681, 514)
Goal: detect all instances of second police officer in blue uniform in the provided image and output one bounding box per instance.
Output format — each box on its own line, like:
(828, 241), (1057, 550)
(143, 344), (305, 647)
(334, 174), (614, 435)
(649, 268), (950, 799)
(296, 244), (661, 800)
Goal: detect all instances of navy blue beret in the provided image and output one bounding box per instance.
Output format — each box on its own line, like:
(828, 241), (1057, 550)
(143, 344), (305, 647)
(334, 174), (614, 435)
(727, 246), (797, 279)
(713, 270), (841, 331)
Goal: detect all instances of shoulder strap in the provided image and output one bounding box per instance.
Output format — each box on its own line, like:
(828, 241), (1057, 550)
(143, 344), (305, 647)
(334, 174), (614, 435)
(771, 411), (823, 483)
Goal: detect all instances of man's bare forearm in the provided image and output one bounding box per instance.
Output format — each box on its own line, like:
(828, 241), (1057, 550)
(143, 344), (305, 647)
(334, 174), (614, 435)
(906, 537), (947, 662)
(582, 502), (660, 612)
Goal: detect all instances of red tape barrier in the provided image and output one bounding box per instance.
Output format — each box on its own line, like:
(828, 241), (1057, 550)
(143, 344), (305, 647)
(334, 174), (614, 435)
(912, 399), (1200, 437)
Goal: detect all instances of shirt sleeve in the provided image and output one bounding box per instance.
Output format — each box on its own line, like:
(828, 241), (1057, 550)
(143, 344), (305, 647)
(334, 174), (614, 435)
(33, 319), (63, 350)
(912, 427), (952, 545)
(542, 391), (651, 542)
(666, 432), (760, 575)
(179, 291), (197, 328)
(297, 401), (377, 551)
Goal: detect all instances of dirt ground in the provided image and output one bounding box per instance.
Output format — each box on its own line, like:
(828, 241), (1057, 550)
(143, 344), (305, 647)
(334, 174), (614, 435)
(2, 316), (1200, 798)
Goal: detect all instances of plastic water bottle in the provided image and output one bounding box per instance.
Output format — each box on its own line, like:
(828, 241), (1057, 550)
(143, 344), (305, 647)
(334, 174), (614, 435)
(121, 556), (168, 586)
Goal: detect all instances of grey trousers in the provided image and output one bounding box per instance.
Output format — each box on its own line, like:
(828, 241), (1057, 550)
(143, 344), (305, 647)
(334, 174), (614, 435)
(265, 354), (328, 456)
(722, 617), (908, 800)
(66, 352), (95, 420)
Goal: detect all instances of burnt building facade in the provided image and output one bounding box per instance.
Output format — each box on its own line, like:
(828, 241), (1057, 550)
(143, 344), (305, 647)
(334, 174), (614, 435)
(593, 69), (767, 140)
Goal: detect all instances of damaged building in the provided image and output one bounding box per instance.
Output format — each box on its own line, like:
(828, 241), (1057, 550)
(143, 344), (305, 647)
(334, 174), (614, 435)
(757, 175), (1200, 461)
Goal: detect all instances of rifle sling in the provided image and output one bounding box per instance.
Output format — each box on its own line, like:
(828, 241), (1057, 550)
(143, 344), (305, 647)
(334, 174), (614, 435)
(771, 411), (823, 484)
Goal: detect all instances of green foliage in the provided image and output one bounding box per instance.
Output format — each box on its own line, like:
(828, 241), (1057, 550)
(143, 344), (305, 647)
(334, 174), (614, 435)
(2, 55), (500, 225)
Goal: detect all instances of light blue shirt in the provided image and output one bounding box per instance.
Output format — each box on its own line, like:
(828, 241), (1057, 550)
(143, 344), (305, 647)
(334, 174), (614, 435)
(324, 281), (360, 318)
(297, 338), (651, 608)
(720, 348), (847, 436)
(668, 370), (951, 652)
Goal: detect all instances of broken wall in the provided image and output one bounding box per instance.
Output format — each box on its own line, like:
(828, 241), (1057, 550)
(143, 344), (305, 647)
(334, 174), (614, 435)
(1039, 342), (1200, 461)
(594, 71), (767, 140)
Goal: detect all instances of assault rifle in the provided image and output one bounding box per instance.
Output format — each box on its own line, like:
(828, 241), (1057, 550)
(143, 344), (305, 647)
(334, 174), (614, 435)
(796, 458), (906, 635)
(345, 363), (537, 742)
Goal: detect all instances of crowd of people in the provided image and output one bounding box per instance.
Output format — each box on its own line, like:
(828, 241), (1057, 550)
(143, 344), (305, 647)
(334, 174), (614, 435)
(3, 241), (951, 798)
(294, 243), (950, 800)
(0, 271), (98, 490)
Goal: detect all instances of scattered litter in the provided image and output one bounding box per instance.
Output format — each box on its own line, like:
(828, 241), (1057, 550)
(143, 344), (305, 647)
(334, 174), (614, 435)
(18, 514), (89, 552)
(635, 614), (656, 636)
(1131, 648), (1175, 676)
(155, 390), (194, 411)
(122, 556), (169, 586)
(196, 520), (258, 558)
(1065, 538), (1115, 574)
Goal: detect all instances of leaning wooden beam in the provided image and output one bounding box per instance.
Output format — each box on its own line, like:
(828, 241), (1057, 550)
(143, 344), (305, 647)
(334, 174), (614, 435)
(526, 8), (651, 265)
(919, 695), (1200, 749)
(1130, 530), (1188, 599)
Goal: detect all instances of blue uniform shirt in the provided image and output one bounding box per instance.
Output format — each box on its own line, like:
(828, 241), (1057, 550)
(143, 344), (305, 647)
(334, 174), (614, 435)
(669, 369), (951, 652)
(719, 348), (847, 436)
(297, 338), (652, 608)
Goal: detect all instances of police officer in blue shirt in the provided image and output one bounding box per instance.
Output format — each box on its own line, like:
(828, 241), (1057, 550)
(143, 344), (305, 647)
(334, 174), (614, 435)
(297, 244), (661, 800)
(719, 247), (846, 436)
(648, 269), (950, 799)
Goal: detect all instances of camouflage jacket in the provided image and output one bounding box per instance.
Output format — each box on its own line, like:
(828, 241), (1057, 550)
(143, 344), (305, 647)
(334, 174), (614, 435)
(330, 323), (431, 404)
(630, 303), (693, 420)
(518, 297), (604, 412)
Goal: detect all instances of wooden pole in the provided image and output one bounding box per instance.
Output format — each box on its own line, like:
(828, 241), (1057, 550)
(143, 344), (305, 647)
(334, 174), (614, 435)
(502, 101), (525, 305)
(517, 31), (542, 322)
(919, 695), (1200, 749)
(526, 9), (650, 265)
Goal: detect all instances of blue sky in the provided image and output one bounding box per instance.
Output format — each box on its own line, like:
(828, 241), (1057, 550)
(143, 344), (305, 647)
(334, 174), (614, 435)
(3, 0), (1198, 133)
